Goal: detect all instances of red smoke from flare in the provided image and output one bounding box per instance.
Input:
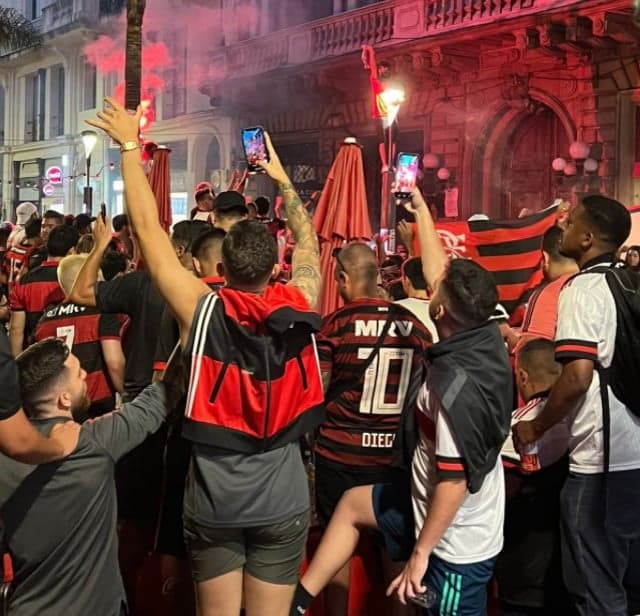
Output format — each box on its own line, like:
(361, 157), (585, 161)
(84, 37), (170, 134)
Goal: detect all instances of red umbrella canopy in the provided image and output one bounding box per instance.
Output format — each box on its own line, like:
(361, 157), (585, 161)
(147, 145), (172, 233)
(313, 140), (372, 316)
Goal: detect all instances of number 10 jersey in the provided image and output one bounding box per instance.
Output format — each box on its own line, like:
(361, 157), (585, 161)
(315, 298), (432, 468)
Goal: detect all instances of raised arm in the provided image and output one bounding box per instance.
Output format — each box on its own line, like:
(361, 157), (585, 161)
(86, 97), (209, 337)
(258, 133), (321, 308)
(68, 214), (113, 307)
(402, 189), (448, 288)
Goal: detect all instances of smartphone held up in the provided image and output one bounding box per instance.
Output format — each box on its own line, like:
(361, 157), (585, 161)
(241, 126), (270, 173)
(394, 152), (419, 200)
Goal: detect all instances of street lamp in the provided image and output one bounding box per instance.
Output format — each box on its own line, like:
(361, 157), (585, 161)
(81, 130), (98, 216)
(379, 81), (405, 253)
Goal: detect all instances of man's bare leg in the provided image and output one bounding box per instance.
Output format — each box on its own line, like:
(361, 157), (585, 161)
(195, 569), (243, 616)
(323, 561), (350, 615)
(290, 485), (378, 615)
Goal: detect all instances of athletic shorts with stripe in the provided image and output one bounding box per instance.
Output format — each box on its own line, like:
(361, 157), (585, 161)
(373, 480), (496, 615)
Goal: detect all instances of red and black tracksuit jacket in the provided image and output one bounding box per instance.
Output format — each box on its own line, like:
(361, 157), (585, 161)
(182, 284), (325, 453)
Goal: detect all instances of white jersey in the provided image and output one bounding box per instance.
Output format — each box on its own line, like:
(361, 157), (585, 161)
(412, 380), (504, 565)
(501, 396), (569, 472)
(395, 297), (439, 343)
(555, 263), (640, 474)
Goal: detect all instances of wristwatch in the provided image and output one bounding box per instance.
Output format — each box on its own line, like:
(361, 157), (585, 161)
(120, 141), (141, 153)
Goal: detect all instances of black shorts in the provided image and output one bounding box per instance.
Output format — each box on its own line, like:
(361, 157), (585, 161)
(314, 455), (404, 528)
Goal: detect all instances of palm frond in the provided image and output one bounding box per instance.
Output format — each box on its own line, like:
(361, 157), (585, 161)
(0, 7), (40, 55)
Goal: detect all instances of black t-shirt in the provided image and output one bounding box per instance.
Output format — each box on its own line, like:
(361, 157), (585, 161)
(0, 328), (21, 419)
(96, 270), (165, 397)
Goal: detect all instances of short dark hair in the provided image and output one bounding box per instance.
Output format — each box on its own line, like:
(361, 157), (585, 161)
(255, 196), (270, 217)
(517, 337), (561, 381)
(441, 259), (498, 328)
(581, 194), (630, 250)
(47, 225), (79, 257)
(388, 280), (407, 301)
(112, 214), (129, 232)
(222, 219), (277, 287)
(402, 257), (427, 291)
(42, 210), (64, 224)
(16, 338), (69, 415)
(24, 216), (42, 239)
(101, 250), (128, 281)
(541, 225), (564, 260)
(192, 228), (226, 262)
(171, 220), (210, 251)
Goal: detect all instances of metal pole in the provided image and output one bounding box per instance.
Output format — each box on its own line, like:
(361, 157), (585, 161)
(84, 154), (93, 216)
(387, 123), (396, 254)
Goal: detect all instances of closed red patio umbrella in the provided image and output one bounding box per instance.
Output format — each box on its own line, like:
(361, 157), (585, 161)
(313, 138), (372, 316)
(147, 145), (172, 233)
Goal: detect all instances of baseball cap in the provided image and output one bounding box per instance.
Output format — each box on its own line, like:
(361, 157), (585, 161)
(194, 181), (214, 201)
(16, 202), (38, 225)
(73, 213), (95, 230)
(213, 191), (249, 214)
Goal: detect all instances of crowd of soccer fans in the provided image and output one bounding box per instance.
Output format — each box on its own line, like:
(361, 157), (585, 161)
(0, 97), (638, 616)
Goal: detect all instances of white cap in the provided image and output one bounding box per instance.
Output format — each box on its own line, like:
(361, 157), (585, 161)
(468, 213), (490, 222)
(15, 202), (37, 225)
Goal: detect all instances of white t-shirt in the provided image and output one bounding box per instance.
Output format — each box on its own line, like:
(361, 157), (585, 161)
(412, 381), (504, 564)
(395, 298), (439, 343)
(555, 264), (640, 474)
(502, 396), (569, 472)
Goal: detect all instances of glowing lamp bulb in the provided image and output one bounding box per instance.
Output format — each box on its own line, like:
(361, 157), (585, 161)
(564, 162), (578, 176)
(423, 153), (440, 170)
(569, 141), (590, 161)
(437, 167), (451, 181)
(81, 130), (98, 159)
(552, 157), (567, 172)
(583, 158), (599, 173)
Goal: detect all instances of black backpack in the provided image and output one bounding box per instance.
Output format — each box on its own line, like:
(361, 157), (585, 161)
(595, 265), (640, 416)
(588, 264), (640, 470)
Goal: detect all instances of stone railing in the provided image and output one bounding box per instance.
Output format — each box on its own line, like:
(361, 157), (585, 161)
(208, 0), (605, 82)
(39, 0), (100, 34)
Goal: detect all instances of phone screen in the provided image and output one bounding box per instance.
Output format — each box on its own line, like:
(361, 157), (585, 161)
(241, 126), (269, 173)
(394, 153), (419, 199)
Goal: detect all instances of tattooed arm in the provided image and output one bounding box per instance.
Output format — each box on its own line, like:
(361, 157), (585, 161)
(259, 133), (321, 309)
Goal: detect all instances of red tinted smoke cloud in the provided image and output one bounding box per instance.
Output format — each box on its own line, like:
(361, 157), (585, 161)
(84, 1), (262, 121)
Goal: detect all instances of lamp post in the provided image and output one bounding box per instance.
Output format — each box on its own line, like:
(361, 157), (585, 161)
(551, 141), (601, 197)
(81, 130), (98, 216)
(379, 83), (404, 254)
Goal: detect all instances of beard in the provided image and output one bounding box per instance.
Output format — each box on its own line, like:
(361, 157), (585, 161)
(71, 393), (92, 422)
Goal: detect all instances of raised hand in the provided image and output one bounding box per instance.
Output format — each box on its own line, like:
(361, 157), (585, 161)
(92, 213), (113, 253)
(86, 97), (142, 147)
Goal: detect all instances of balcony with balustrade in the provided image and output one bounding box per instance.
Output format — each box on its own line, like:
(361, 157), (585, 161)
(203, 0), (632, 85)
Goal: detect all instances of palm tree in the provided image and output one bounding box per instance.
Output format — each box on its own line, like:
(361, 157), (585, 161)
(0, 7), (40, 55)
(125, 0), (146, 110)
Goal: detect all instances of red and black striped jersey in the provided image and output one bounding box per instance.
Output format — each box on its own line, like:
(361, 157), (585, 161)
(315, 298), (432, 468)
(35, 302), (127, 416)
(10, 261), (65, 347)
(4, 242), (37, 288)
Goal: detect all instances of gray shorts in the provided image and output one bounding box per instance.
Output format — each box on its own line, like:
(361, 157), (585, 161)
(184, 510), (310, 584)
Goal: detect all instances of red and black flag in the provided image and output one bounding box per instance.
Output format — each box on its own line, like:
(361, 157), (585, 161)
(412, 206), (560, 313)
